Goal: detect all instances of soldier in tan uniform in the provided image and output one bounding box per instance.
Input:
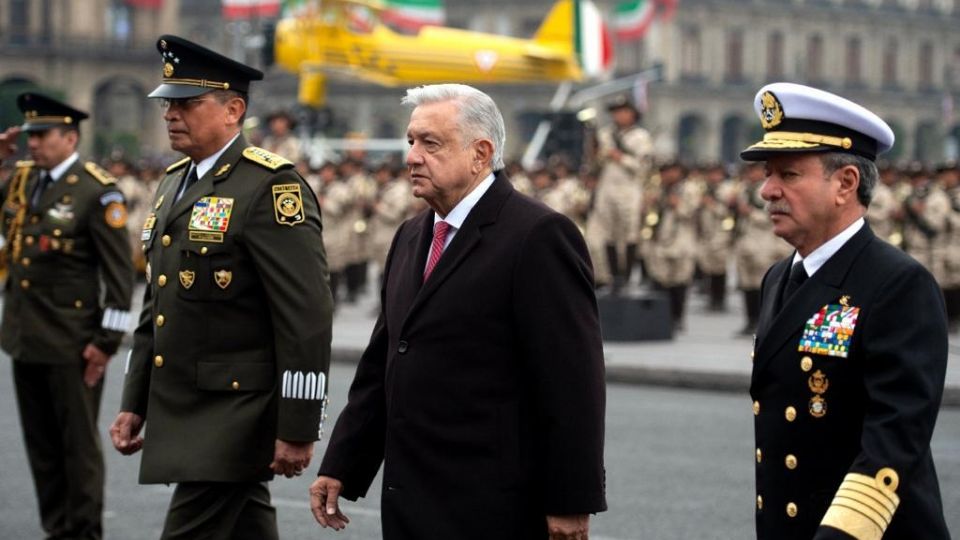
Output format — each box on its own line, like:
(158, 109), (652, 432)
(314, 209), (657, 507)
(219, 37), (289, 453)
(1, 93), (134, 540)
(317, 161), (355, 304)
(505, 160), (534, 197)
(865, 164), (903, 247)
(902, 165), (951, 286)
(341, 159), (375, 302)
(261, 110), (302, 163)
(936, 162), (960, 330)
(587, 96), (653, 292)
(109, 35), (332, 540)
(369, 162), (414, 274)
(645, 162), (700, 330)
(696, 163), (737, 311)
(549, 154), (591, 230)
(734, 162), (791, 335)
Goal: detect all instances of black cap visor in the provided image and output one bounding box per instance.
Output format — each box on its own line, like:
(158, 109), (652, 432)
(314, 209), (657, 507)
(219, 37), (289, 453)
(148, 83), (212, 99)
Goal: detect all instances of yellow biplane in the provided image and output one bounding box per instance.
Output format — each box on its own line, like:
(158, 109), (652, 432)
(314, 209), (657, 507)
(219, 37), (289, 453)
(271, 0), (613, 106)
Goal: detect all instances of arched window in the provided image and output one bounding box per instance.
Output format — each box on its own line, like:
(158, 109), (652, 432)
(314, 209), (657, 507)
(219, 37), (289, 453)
(726, 29), (744, 82)
(846, 36), (862, 86)
(882, 38), (898, 88)
(767, 31), (785, 79)
(681, 26), (702, 80)
(919, 41), (934, 89)
(807, 34), (824, 83)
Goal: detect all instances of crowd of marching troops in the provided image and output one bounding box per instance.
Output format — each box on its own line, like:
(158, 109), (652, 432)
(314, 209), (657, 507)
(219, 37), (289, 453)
(3, 109), (959, 333)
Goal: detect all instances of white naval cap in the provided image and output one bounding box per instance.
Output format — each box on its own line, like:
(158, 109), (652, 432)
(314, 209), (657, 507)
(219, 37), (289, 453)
(740, 82), (895, 162)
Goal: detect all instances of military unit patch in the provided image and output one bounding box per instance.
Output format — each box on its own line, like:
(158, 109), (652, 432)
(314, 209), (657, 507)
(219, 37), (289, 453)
(798, 303), (860, 358)
(214, 269), (232, 289)
(179, 270), (195, 289)
(100, 192), (124, 206)
(105, 202), (128, 229)
(272, 184), (305, 226)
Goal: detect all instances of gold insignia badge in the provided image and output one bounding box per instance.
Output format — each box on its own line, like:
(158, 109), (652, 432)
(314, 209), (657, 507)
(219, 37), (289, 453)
(214, 164), (231, 177)
(164, 62), (175, 77)
(808, 369), (829, 394)
(66, 174), (79, 185)
(839, 295), (851, 307)
(179, 270), (195, 290)
(214, 269), (232, 290)
(272, 184), (305, 226)
(155, 195), (165, 210)
(104, 202), (128, 229)
(809, 395), (827, 418)
(760, 91), (784, 130)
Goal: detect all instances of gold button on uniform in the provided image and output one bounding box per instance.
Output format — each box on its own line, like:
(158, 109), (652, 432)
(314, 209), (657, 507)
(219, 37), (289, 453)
(154, 355), (164, 368)
(201, 246), (208, 255)
(786, 502), (798, 517)
(753, 401), (760, 415)
(74, 300), (83, 309)
(785, 406), (797, 422)
(757, 495), (763, 510)
(785, 454), (798, 470)
(158, 274), (167, 287)
(20, 279), (30, 289)
(156, 314), (165, 327)
(756, 448), (762, 463)
(231, 381), (240, 390)
(800, 356), (813, 372)
(161, 235), (171, 247)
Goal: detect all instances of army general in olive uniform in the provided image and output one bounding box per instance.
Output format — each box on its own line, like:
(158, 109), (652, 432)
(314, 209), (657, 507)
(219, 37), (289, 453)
(1, 94), (134, 540)
(109, 35), (334, 540)
(745, 83), (949, 540)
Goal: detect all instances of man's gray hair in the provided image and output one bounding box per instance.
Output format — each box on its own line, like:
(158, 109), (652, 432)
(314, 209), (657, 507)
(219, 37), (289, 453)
(820, 152), (879, 207)
(402, 84), (506, 170)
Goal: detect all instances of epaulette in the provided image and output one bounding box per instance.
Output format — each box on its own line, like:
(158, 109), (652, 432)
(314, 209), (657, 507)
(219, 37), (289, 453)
(84, 161), (117, 185)
(242, 146), (293, 171)
(165, 156), (191, 174)
(15, 160), (34, 169)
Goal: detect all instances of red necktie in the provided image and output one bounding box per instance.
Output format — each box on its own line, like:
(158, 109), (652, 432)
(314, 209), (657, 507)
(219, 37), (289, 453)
(423, 221), (451, 282)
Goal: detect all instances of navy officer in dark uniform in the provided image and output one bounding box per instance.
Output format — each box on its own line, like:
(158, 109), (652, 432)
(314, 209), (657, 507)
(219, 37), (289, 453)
(109, 35), (333, 540)
(1, 93), (134, 540)
(744, 82), (950, 539)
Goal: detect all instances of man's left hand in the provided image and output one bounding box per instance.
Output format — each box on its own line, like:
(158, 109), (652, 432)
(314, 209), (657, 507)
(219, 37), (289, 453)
(546, 514), (590, 540)
(547, 514), (590, 540)
(81, 344), (109, 388)
(270, 439), (314, 478)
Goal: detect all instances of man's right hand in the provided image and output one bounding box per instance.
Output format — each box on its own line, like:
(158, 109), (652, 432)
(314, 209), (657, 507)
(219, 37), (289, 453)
(109, 412), (145, 455)
(0, 126), (21, 162)
(309, 475), (350, 530)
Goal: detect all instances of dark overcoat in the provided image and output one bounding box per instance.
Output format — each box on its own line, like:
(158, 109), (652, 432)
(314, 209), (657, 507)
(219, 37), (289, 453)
(319, 173), (607, 540)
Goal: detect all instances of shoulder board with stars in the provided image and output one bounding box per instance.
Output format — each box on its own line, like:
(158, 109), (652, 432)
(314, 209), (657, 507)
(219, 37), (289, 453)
(166, 156), (191, 174)
(84, 162), (117, 185)
(242, 146), (293, 171)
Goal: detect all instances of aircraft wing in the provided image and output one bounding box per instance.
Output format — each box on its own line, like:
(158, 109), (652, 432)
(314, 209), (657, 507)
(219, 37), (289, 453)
(523, 43), (570, 62)
(300, 62), (403, 87)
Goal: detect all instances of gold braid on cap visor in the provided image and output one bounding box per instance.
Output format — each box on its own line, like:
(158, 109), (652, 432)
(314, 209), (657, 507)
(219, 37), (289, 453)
(752, 131), (854, 151)
(162, 78), (231, 90)
(24, 114), (73, 124)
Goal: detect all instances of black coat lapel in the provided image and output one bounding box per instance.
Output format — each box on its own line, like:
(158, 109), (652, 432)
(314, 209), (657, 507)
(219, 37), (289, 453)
(401, 172), (513, 327)
(754, 224), (875, 373)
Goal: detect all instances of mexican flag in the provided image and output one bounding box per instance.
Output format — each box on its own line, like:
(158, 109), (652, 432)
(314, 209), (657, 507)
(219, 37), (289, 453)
(576, 0), (614, 78)
(613, 0), (657, 41)
(382, 0), (445, 32)
(222, 0), (281, 19)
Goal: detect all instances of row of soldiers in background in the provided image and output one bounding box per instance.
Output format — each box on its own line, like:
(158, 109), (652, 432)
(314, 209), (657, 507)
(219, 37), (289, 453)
(510, 155), (960, 336)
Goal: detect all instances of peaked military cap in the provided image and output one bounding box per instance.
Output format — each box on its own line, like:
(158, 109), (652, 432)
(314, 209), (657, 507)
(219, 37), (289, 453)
(606, 94), (639, 114)
(17, 93), (89, 132)
(148, 34), (264, 99)
(741, 82), (895, 162)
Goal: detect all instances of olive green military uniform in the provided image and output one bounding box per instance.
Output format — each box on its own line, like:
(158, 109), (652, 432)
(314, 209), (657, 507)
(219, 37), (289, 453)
(119, 138), (333, 538)
(2, 158), (134, 540)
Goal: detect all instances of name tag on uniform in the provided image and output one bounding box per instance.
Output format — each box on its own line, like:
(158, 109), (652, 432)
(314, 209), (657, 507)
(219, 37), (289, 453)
(798, 303), (860, 358)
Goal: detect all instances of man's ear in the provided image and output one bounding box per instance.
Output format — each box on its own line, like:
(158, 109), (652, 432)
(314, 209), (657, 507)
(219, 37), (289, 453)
(472, 139), (493, 173)
(835, 164), (860, 206)
(225, 96), (247, 126)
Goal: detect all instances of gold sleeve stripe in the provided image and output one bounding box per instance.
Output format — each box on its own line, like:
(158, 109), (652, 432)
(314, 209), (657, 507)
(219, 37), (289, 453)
(820, 471), (900, 540)
(840, 480), (897, 514)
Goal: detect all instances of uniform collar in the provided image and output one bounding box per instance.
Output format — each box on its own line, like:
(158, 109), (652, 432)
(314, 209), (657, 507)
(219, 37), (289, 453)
(792, 217), (864, 277)
(193, 132), (240, 179)
(47, 152), (79, 181)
